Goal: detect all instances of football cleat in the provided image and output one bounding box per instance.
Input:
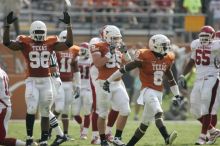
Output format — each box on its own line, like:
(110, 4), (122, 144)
(26, 136), (37, 146)
(195, 135), (206, 145)
(91, 136), (101, 145)
(38, 140), (48, 146)
(50, 135), (67, 146)
(101, 140), (110, 146)
(112, 137), (126, 146)
(65, 134), (75, 141)
(206, 129), (220, 144)
(106, 133), (114, 143)
(80, 133), (88, 140)
(165, 131), (178, 145)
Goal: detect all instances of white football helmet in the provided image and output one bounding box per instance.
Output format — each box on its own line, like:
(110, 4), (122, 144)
(58, 30), (67, 42)
(89, 37), (101, 46)
(101, 25), (122, 48)
(79, 42), (90, 59)
(149, 34), (171, 55)
(29, 21), (47, 41)
(199, 26), (215, 45)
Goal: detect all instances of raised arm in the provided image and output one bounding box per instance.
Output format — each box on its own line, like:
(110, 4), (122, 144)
(54, 11), (73, 51)
(3, 11), (23, 50)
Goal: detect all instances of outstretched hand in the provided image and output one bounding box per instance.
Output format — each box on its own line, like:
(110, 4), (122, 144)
(6, 11), (17, 24)
(59, 11), (70, 24)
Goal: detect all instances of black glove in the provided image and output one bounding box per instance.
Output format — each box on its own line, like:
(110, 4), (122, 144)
(119, 42), (127, 53)
(214, 56), (220, 69)
(103, 80), (110, 93)
(178, 75), (187, 89)
(109, 44), (116, 54)
(74, 86), (80, 99)
(172, 95), (183, 107)
(5, 11), (17, 24)
(59, 11), (70, 24)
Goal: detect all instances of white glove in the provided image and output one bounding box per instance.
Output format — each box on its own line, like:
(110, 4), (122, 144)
(52, 77), (62, 90)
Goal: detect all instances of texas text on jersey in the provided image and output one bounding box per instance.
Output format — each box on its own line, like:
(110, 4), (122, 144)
(136, 49), (175, 91)
(56, 45), (80, 81)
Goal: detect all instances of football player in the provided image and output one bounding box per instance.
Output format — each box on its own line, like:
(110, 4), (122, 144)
(103, 34), (179, 145)
(179, 26), (220, 145)
(71, 42), (93, 140)
(0, 67), (30, 146)
(91, 25), (131, 146)
(51, 30), (81, 141)
(48, 51), (68, 146)
(89, 37), (120, 144)
(3, 11), (73, 146)
(89, 37), (102, 145)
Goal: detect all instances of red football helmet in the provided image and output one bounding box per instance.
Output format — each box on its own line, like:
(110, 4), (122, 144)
(215, 31), (220, 39)
(79, 42), (90, 59)
(199, 26), (215, 45)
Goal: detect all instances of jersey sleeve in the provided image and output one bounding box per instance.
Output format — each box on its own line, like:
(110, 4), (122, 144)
(134, 49), (145, 61)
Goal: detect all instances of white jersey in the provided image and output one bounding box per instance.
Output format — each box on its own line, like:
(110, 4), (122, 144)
(191, 39), (220, 79)
(0, 68), (11, 108)
(78, 57), (92, 89)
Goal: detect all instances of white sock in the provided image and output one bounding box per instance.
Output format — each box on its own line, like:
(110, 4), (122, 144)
(16, 139), (26, 146)
(105, 126), (112, 134)
(54, 126), (64, 136)
(82, 127), (88, 135)
(92, 131), (99, 138)
(208, 127), (216, 134)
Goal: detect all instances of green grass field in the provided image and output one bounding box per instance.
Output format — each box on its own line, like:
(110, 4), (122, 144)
(8, 120), (220, 146)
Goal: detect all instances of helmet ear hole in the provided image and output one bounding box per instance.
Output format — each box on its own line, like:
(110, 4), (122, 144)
(149, 34), (170, 55)
(101, 25), (122, 48)
(199, 26), (215, 45)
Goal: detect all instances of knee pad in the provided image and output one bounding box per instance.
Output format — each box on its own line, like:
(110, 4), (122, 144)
(54, 103), (64, 114)
(97, 110), (108, 119)
(39, 105), (50, 117)
(83, 104), (92, 115)
(119, 106), (131, 116)
(190, 107), (201, 119)
(27, 104), (38, 115)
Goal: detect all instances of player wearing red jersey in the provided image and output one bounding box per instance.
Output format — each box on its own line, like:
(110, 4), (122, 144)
(49, 30), (80, 143)
(3, 11), (73, 146)
(103, 34), (179, 145)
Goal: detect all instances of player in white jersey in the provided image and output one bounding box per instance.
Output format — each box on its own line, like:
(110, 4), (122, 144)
(89, 37), (122, 145)
(178, 26), (220, 145)
(71, 42), (93, 140)
(0, 67), (31, 146)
